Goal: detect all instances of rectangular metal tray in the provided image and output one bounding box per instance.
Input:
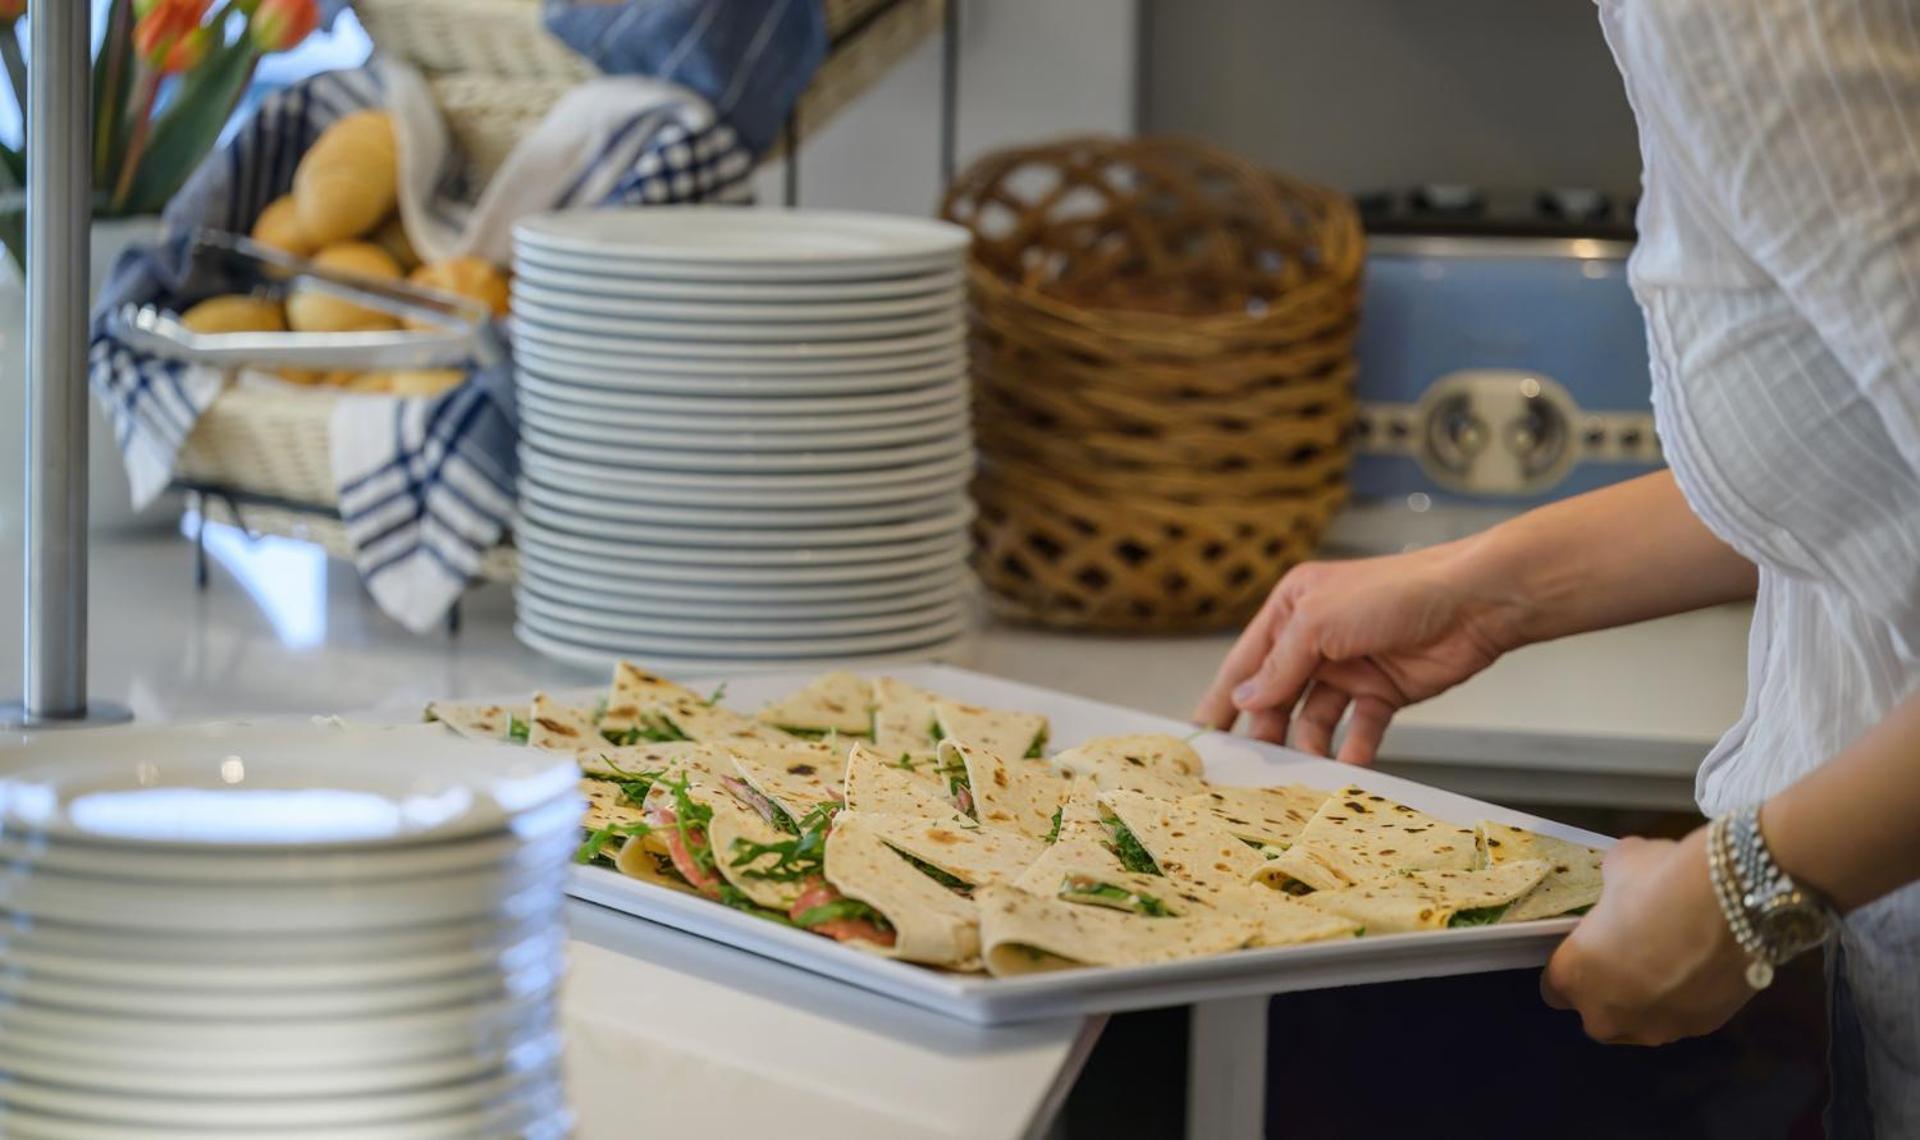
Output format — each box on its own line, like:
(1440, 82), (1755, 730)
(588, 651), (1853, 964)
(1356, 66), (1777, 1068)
(565, 664), (1606, 1026)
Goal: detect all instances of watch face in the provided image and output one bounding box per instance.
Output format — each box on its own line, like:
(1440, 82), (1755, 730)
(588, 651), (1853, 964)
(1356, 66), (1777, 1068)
(1758, 897), (1830, 953)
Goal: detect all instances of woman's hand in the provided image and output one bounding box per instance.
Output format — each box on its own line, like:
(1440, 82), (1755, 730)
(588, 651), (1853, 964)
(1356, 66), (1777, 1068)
(1192, 544), (1527, 761)
(1541, 828), (1757, 1045)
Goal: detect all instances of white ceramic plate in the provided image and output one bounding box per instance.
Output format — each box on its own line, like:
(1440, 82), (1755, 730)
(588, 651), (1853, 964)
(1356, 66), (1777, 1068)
(516, 589), (967, 641)
(516, 477), (966, 529)
(511, 295), (959, 343)
(518, 440), (972, 490)
(515, 239), (961, 285)
(514, 513), (965, 564)
(0, 860), (569, 935)
(516, 463), (971, 511)
(518, 385), (969, 435)
(0, 1058), (562, 1129)
(515, 498), (973, 549)
(0, 1097), (571, 1140)
(0, 723), (578, 849)
(0, 1029), (564, 1100)
(516, 359), (964, 401)
(512, 320), (962, 361)
(0, 794), (582, 884)
(510, 543), (968, 589)
(513, 550), (966, 606)
(515, 369), (966, 417)
(518, 431), (971, 475)
(517, 609), (972, 659)
(514, 622), (973, 675)
(516, 571), (972, 621)
(519, 405), (970, 452)
(512, 259), (962, 302)
(510, 279), (964, 323)
(514, 208), (968, 274)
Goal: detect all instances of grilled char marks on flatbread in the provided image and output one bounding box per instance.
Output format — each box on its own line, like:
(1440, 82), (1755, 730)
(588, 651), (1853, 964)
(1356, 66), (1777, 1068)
(863, 811), (1045, 891)
(976, 884), (1257, 977)
(871, 676), (940, 760)
(940, 739), (1070, 843)
(581, 778), (650, 832)
(601, 662), (787, 744)
(724, 739), (845, 822)
(824, 812), (980, 968)
(1477, 822), (1606, 922)
(576, 742), (711, 781)
(526, 693), (601, 752)
(931, 699), (1048, 760)
(1205, 784), (1328, 853)
(425, 701), (526, 743)
(843, 743), (954, 818)
(755, 671), (874, 737)
(1263, 785), (1476, 893)
(1050, 735), (1208, 801)
(1300, 860), (1553, 934)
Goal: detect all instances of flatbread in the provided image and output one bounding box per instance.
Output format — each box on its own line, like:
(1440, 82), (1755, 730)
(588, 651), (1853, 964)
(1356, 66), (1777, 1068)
(424, 700), (526, 743)
(575, 741), (712, 781)
(601, 662), (786, 744)
(871, 676), (940, 759)
(1017, 847), (1204, 918)
(862, 811), (1045, 890)
(1101, 791), (1360, 947)
(976, 884), (1256, 977)
(1050, 735), (1208, 801)
(1478, 822), (1606, 922)
(824, 812), (981, 968)
(1300, 860), (1553, 935)
(931, 699), (1049, 760)
(941, 739), (1071, 843)
(755, 671), (873, 736)
(843, 743), (955, 818)
(723, 739), (846, 822)
(526, 693), (602, 752)
(582, 778), (649, 832)
(1262, 785), (1476, 893)
(705, 791), (811, 910)
(1203, 784), (1328, 853)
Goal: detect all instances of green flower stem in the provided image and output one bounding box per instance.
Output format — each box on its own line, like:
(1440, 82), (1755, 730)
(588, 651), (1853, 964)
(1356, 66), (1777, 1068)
(0, 26), (27, 130)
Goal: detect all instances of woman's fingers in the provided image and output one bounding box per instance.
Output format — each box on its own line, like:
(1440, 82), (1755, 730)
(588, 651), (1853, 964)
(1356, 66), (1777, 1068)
(1336, 694), (1397, 765)
(1245, 707), (1292, 744)
(1290, 682), (1351, 756)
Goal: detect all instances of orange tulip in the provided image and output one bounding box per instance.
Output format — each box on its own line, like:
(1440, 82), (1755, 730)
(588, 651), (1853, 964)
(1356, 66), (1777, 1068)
(0, 0), (26, 25)
(132, 0), (211, 69)
(159, 25), (212, 74)
(250, 0), (318, 54)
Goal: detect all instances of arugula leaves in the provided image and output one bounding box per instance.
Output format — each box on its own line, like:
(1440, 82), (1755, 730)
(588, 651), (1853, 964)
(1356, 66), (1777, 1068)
(506, 715), (530, 745)
(1448, 904), (1510, 928)
(938, 753), (976, 818)
(728, 801), (840, 883)
(1061, 878), (1174, 917)
(1044, 806), (1064, 845)
(793, 897), (893, 933)
(1025, 732), (1047, 759)
(891, 847), (973, 896)
(575, 822), (651, 865)
(705, 683), (728, 707)
(602, 716), (690, 747)
(1105, 816), (1162, 875)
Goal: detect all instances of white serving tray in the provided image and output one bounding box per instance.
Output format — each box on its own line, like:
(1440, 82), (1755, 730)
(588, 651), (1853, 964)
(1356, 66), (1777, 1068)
(563, 664), (1608, 1026)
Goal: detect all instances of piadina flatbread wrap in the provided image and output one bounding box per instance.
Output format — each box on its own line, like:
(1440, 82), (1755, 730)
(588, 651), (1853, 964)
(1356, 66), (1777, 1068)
(1050, 734), (1208, 801)
(722, 739), (845, 826)
(1477, 821), (1605, 922)
(1300, 859), (1554, 934)
(1203, 784), (1328, 856)
(976, 883), (1256, 977)
(843, 743), (955, 817)
(574, 741), (714, 782)
(525, 693), (602, 752)
(938, 739), (1071, 843)
(1262, 785), (1477, 893)
(1099, 791), (1359, 948)
(424, 700), (528, 744)
(871, 676), (941, 759)
(754, 671), (874, 737)
(861, 811), (1045, 893)
(601, 662), (786, 745)
(931, 698), (1049, 760)
(823, 811), (981, 968)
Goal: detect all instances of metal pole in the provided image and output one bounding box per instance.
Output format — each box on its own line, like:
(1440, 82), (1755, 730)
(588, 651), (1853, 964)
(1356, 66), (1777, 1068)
(2, 3), (128, 729)
(939, 0), (960, 188)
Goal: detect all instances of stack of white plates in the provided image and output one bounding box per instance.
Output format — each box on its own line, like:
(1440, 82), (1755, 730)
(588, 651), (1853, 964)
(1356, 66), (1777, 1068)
(0, 722), (581, 1140)
(509, 207), (977, 672)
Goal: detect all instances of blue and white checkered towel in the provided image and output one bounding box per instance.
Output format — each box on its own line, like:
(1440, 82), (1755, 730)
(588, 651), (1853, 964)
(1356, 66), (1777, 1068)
(89, 60), (760, 633)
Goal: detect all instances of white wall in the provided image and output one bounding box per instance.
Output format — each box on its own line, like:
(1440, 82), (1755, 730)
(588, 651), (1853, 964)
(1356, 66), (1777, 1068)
(755, 0), (1140, 216)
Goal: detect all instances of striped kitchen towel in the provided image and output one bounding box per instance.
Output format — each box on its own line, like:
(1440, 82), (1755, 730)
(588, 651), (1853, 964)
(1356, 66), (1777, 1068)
(89, 61), (759, 633)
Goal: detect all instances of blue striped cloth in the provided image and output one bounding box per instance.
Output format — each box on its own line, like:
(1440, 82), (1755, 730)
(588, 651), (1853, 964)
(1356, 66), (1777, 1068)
(88, 64), (761, 632)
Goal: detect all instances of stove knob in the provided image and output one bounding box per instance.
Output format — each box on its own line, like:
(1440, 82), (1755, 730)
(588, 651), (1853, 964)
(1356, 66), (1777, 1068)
(1410, 184), (1485, 216)
(1537, 187), (1611, 221)
(1415, 370), (1580, 495)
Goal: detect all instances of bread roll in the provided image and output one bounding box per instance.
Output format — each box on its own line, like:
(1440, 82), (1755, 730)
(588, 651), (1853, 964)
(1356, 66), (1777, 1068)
(292, 110), (399, 245)
(370, 214), (420, 273)
(180, 294), (287, 335)
(404, 257), (510, 328)
(250, 196), (316, 259)
(347, 369), (465, 398)
(285, 242), (402, 333)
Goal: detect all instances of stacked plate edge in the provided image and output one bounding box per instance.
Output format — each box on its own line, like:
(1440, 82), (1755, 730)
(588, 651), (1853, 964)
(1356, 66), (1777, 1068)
(0, 721), (581, 1140)
(508, 207), (978, 672)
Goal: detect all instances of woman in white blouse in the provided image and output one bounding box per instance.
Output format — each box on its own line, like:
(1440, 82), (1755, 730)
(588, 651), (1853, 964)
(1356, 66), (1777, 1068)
(1199, 0), (1920, 1133)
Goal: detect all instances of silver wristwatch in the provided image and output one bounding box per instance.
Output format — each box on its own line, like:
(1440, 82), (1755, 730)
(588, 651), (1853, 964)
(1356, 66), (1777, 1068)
(1707, 805), (1836, 989)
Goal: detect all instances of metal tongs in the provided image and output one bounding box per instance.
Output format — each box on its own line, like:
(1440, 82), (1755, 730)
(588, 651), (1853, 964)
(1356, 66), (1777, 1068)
(106, 230), (504, 372)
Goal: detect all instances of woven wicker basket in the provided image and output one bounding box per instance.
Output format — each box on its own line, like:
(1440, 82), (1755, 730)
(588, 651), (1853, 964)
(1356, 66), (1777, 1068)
(942, 136), (1365, 632)
(174, 383), (341, 508)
